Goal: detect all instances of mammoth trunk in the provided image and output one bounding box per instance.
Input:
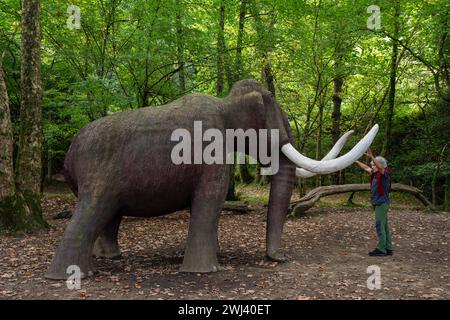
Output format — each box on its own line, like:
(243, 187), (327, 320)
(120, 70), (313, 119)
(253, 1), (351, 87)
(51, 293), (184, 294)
(266, 155), (295, 260)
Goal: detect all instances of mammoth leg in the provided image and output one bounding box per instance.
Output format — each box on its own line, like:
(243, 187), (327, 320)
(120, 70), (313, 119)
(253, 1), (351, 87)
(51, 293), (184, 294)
(45, 192), (118, 280)
(180, 200), (222, 273)
(93, 215), (122, 259)
(266, 155), (295, 262)
(180, 167), (228, 273)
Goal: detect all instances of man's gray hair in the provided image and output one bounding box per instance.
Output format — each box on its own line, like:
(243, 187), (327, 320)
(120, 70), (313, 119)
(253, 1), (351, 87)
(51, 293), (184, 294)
(371, 156), (388, 168)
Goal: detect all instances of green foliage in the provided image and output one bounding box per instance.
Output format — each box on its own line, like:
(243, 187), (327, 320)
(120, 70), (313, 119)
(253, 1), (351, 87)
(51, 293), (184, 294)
(0, 0), (448, 204)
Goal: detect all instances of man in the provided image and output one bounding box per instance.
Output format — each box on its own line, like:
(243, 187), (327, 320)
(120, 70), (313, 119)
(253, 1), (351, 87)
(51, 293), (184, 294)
(355, 148), (393, 257)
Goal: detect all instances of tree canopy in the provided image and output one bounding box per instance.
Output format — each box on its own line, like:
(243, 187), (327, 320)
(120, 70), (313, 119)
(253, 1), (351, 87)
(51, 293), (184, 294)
(1, 0), (448, 208)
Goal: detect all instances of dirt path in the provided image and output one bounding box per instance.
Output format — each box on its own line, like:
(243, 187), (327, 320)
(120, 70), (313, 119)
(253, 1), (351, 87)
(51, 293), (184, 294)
(0, 194), (448, 300)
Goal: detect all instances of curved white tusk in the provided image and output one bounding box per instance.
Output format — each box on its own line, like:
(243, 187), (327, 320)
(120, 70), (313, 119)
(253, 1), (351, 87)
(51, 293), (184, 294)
(296, 130), (354, 178)
(295, 168), (315, 178)
(283, 124), (379, 174)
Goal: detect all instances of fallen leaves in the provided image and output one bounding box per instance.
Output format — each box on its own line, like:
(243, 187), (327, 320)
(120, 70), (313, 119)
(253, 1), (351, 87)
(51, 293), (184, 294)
(79, 290), (87, 299)
(0, 193), (448, 300)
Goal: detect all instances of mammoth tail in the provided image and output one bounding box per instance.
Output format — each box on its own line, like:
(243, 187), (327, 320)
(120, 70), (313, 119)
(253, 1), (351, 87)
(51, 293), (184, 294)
(63, 141), (79, 198)
(63, 161), (78, 198)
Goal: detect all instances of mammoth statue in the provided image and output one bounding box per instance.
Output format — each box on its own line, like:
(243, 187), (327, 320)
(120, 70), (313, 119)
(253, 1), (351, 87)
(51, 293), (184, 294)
(46, 79), (378, 279)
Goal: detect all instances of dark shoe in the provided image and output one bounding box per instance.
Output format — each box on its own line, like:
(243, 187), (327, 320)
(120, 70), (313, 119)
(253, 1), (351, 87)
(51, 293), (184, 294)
(369, 248), (387, 256)
(386, 249), (393, 256)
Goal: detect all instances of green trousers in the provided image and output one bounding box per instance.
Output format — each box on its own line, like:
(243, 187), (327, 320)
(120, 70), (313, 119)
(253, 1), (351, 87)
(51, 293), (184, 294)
(374, 203), (392, 253)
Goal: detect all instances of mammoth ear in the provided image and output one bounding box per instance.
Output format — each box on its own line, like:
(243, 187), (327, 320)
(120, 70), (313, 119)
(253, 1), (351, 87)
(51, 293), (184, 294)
(225, 90), (268, 129)
(258, 90), (292, 145)
(228, 90), (266, 116)
(241, 91), (265, 108)
(243, 91), (267, 121)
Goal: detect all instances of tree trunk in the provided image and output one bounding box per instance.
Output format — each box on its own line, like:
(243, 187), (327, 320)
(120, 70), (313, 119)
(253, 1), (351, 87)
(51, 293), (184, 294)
(0, 56), (47, 232)
(175, 0), (186, 92)
(215, 1), (237, 199)
(244, 0), (276, 185)
(234, 0), (247, 82)
(431, 143), (448, 206)
(0, 62), (15, 199)
(444, 175), (449, 212)
(332, 76), (343, 185)
(226, 157), (238, 201)
(263, 54), (276, 96)
(261, 13), (276, 96)
(255, 165), (268, 185)
(347, 192), (356, 205)
(315, 95), (324, 187)
(47, 156), (52, 184)
(0, 0), (47, 233)
(239, 156), (253, 184)
(297, 178), (305, 198)
(250, 1), (276, 96)
(331, 78), (341, 138)
(383, 0), (400, 156)
(216, 1), (225, 96)
(234, 0), (253, 182)
(16, 0), (43, 194)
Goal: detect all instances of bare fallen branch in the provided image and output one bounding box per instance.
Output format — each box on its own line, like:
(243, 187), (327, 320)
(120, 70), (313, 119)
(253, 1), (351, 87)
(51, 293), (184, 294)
(290, 183), (434, 216)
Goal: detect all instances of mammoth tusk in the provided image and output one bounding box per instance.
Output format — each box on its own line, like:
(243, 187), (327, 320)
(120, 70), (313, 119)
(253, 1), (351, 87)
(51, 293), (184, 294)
(296, 129), (354, 178)
(282, 124), (379, 174)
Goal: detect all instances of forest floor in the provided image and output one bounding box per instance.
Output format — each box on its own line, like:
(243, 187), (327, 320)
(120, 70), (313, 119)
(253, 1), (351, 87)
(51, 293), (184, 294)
(0, 183), (449, 300)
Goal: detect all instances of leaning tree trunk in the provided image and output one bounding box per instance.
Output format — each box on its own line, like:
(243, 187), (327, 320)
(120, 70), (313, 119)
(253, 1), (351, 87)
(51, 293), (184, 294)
(0, 0), (47, 233)
(290, 183), (435, 216)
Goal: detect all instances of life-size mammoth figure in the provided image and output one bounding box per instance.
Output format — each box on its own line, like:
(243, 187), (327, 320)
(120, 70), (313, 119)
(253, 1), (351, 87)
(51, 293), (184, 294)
(46, 79), (378, 279)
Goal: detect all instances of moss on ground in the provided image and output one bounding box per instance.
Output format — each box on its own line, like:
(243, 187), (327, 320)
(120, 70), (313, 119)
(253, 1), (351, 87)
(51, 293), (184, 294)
(0, 190), (48, 234)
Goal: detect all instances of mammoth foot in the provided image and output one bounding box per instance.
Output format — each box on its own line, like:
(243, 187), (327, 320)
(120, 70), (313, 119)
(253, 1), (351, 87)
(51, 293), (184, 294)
(45, 195), (120, 280)
(179, 260), (220, 273)
(180, 250), (220, 273)
(45, 246), (96, 280)
(266, 251), (288, 263)
(93, 237), (121, 259)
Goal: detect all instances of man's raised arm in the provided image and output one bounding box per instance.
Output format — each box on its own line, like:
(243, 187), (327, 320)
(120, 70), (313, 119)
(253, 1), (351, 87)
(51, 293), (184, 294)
(365, 148), (385, 174)
(355, 160), (372, 174)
